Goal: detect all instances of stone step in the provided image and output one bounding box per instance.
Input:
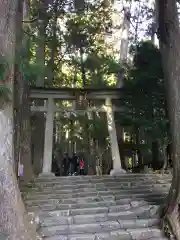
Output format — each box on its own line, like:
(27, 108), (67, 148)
(26, 196), (164, 212)
(41, 209), (159, 227)
(25, 198), (166, 213)
(98, 182), (171, 188)
(28, 188), (169, 197)
(24, 183), (170, 198)
(41, 226), (165, 239)
(22, 184), (170, 197)
(44, 235), (168, 240)
(32, 179), (172, 189)
(26, 181), (170, 192)
(44, 234), (168, 240)
(40, 222), (119, 237)
(36, 173), (171, 181)
(24, 189), (169, 203)
(33, 173), (172, 182)
(25, 174), (171, 181)
(22, 175), (171, 240)
(26, 200), (115, 212)
(34, 182), (171, 189)
(25, 192), (167, 207)
(26, 199), (164, 215)
(34, 203), (159, 220)
(34, 181), (171, 189)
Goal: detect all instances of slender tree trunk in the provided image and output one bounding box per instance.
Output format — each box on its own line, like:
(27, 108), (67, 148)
(32, 0), (48, 175)
(85, 112), (91, 175)
(95, 140), (103, 176)
(19, 0), (34, 183)
(115, 4), (131, 170)
(36, 0), (47, 87)
(14, 0), (34, 183)
(20, 82), (35, 182)
(161, 104), (171, 172)
(161, 143), (168, 172)
(48, 0), (58, 86)
(134, 125), (143, 169)
(13, 1), (24, 175)
(152, 140), (159, 170)
(156, 0), (180, 239)
(32, 113), (45, 175)
(0, 0), (38, 238)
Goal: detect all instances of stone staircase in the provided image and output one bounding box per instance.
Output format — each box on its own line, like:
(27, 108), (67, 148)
(22, 174), (172, 240)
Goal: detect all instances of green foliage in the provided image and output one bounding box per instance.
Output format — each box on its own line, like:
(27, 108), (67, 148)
(61, 1), (116, 87)
(27, 0), (119, 88)
(88, 114), (109, 144)
(22, 61), (46, 85)
(65, 1), (111, 49)
(27, 0), (168, 153)
(120, 41), (168, 143)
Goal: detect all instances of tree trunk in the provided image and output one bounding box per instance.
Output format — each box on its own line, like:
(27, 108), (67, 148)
(19, 82), (35, 183)
(0, 0), (38, 238)
(13, 0), (24, 175)
(95, 140), (103, 176)
(14, 70), (22, 176)
(161, 143), (168, 172)
(152, 140), (160, 170)
(14, 0), (34, 183)
(32, 0), (48, 175)
(0, 108), (38, 239)
(156, 0), (180, 239)
(36, 0), (47, 87)
(134, 125), (144, 169)
(48, 0), (58, 86)
(32, 113), (45, 175)
(115, 4), (131, 170)
(19, 0), (34, 183)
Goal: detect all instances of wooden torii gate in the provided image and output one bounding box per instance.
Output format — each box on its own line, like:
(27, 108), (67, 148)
(30, 87), (126, 176)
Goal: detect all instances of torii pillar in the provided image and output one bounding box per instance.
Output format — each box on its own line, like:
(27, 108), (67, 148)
(39, 97), (54, 176)
(105, 98), (126, 175)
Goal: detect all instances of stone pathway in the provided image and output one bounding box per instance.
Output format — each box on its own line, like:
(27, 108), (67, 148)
(22, 174), (172, 240)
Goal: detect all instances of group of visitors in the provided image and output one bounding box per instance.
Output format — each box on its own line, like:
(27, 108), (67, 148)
(62, 152), (85, 176)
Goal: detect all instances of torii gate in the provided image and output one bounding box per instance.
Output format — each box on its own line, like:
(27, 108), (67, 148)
(30, 87), (126, 176)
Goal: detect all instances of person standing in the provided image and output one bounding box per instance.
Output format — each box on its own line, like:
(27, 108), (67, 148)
(63, 153), (71, 176)
(79, 158), (85, 175)
(68, 155), (74, 175)
(72, 153), (78, 174)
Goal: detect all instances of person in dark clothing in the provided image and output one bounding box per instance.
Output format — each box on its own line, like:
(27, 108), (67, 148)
(63, 153), (71, 176)
(166, 143), (173, 168)
(72, 153), (78, 174)
(68, 156), (74, 175)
